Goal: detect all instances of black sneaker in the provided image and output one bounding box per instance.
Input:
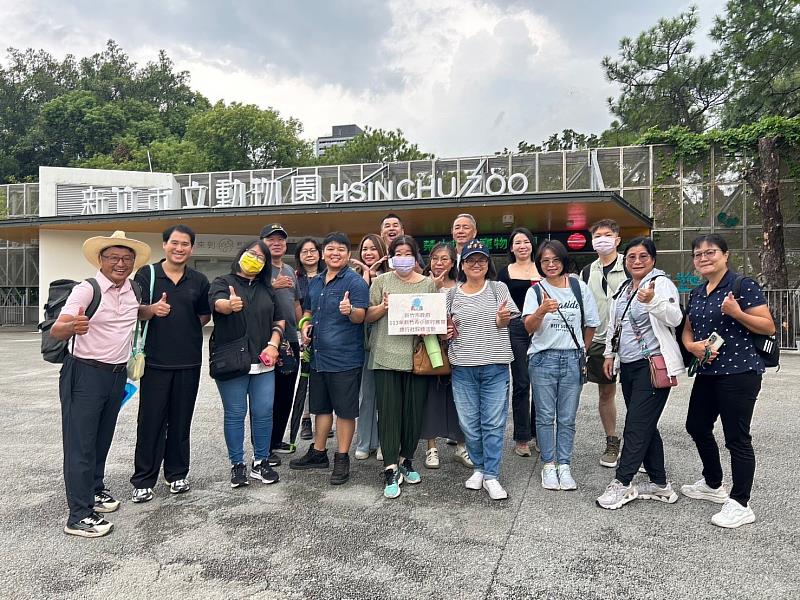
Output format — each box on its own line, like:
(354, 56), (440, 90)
(64, 512), (113, 538)
(300, 418), (313, 440)
(250, 460), (280, 484)
(289, 445), (330, 470)
(330, 452), (350, 485)
(268, 452), (282, 467)
(93, 490), (120, 513)
(273, 442), (296, 455)
(230, 463), (249, 488)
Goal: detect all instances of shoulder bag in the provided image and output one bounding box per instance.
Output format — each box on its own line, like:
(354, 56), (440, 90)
(626, 289), (677, 389)
(412, 337), (451, 375)
(209, 280), (251, 381)
(127, 265), (155, 381)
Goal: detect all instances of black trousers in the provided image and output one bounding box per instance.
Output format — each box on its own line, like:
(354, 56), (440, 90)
(60, 356), (126, 525)
(686, 372), (761, 506)
(131, 366), (201, 488)
(616, 359), (671, 486)
(509, 319), (535, 441)
(270, 341), (300, 450)
(374, 369), (428, 468)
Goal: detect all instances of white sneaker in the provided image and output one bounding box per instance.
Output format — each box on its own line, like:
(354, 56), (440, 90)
(354, 449), (369, 460)
(596, 479), (638, 510)
(681, 478), (729, 504)
(557, 464), (577, 490)
(637, 481), (678, 504)
(711, 498), (756, 529)
(169, 479), (190, 495)
(424, 447), (440, 469)
(454, 445), (473, 468)
(541, 463), (559, 490)
(483, 478), (508, 500)
(131, 488), (154, 503)
(465, 471), (484, 490)
(376, 447), (383, 462)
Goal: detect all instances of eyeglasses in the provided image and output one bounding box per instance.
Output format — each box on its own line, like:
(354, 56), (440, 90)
(244, 251), (266, 264)
(464, 256), (489, 265)
(625, 253), (653, 263)
(692, 249), (721, 261)
(431, 256), (452, 263)
(539, 258), (562, 266)
(299, 248), (319, 255)
(100, 254), (135, 265)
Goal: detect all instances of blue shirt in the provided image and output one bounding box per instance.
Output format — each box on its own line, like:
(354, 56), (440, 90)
(687, 270), (767, 375)
(305, 268), (370, 372)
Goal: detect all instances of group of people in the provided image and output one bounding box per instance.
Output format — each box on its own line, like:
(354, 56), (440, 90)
(51, 213), (774, 538)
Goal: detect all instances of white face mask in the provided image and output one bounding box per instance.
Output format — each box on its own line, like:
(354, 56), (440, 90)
(592, 236), (617, 256)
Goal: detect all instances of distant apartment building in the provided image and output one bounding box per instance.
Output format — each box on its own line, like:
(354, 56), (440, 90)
(314, 124), (363, 156)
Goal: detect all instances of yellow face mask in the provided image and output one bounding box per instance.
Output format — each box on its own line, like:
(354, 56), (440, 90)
(239, 252), (264, 276)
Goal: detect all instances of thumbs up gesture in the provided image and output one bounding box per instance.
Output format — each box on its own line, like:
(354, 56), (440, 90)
(637, 280), (656, 304)
(229, 285), (243, 312)
(73, 306), (90, 336)
(152, 292), (171, 317)
(721, 290), (742, 317)
(496, 299), (511, 327)
(537, 289), (559, 316)
(339, 290), (353, 316)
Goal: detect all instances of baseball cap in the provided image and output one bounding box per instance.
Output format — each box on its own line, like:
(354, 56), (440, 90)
(460, 238), (490, 261)
(260, 223), (288, 239)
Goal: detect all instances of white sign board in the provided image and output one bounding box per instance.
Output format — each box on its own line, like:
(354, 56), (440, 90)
(387, 293), (447, 335)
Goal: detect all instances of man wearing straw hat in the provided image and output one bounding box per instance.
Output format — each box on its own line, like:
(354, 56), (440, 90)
(50, 230), (151, 538)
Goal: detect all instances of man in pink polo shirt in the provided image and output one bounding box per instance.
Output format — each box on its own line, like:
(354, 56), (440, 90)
(51, 231), (152, 538)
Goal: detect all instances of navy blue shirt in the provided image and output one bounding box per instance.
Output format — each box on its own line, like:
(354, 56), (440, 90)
(687, 270), (767, 375)
(305, 268), (370, 373)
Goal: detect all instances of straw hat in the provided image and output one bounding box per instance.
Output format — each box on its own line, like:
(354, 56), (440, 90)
(82, 230), (151, 271)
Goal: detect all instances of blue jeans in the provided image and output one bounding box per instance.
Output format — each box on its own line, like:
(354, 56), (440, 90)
(451, 364), (510, 479)
(356, 351), (380, 454)
(215, 371), (275, 465)
(529, 349), (582, 465)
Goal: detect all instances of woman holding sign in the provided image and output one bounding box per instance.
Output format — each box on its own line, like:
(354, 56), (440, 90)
(523, 240), (599, 493)
(366, 235), (437, 499)
(446, 239), (519, 501)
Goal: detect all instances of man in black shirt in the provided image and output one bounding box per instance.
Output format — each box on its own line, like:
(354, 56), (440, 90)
(130, 225), (211, 502)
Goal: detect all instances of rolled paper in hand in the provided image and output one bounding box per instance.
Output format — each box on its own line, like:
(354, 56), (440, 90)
(424, 334), (444, 369)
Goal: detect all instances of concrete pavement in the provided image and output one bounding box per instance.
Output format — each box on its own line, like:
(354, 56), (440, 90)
(1, 328), (798, 599)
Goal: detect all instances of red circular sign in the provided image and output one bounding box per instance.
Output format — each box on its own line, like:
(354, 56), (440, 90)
(567, 232), (587, 250)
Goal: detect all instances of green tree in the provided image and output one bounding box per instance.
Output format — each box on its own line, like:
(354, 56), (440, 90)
(185, 101), (312, 170)
(318, 127), (432, 164)
(602, 7), (728, 133)
(711, 0), (800, 127)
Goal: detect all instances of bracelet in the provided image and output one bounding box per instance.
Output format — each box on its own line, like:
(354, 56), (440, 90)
(271, 325), (284, 339)
(267, 341), (279, 349)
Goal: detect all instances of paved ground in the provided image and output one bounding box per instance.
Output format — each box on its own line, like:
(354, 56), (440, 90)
(1, 327), (799, 600)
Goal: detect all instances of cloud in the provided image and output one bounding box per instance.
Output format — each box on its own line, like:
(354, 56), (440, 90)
(2, 0), (724, 158)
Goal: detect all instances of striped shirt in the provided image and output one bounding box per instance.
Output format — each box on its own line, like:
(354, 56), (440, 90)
(446, 280), (518, 367)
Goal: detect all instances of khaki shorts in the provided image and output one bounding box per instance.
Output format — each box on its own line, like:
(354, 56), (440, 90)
(586, 341), (616, 384)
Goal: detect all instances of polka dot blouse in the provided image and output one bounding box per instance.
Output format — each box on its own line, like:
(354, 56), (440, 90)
(687, 269), (767, 375)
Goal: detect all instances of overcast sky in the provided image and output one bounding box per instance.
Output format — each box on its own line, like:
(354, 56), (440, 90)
(2, 0), (727, 158)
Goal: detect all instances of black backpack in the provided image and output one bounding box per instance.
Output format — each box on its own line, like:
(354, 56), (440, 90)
(731, 275), (780, 368)
(38, 278), (142, 363)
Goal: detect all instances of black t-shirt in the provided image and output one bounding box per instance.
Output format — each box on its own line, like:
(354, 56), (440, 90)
(135, 261), (211, 369)
(209, 273), (289, 364)
(497, 265), (539, 314)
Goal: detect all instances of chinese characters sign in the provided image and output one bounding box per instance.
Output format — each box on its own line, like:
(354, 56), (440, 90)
(387, 294), (447, 336)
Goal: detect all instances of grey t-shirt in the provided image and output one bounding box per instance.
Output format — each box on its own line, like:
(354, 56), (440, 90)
(615, 289), (660, 363)
(272, 263), (299, 342)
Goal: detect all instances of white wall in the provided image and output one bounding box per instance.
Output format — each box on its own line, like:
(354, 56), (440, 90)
(38, 230), (164, 319)
(38, 167), (179, 216)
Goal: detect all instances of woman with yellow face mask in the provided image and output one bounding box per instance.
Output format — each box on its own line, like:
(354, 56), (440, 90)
(209, 240), (289, 489)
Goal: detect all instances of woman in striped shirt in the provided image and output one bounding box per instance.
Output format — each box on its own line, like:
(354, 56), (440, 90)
(446, 239), (519, 500)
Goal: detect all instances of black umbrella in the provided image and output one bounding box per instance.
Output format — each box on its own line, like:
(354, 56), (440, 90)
(287, 346), (311, 451)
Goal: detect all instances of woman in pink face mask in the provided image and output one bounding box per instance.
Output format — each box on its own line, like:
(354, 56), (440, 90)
(365, 235), (437, 498)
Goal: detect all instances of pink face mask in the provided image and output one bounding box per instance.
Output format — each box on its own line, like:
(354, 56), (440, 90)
(592, 236), (617, 256)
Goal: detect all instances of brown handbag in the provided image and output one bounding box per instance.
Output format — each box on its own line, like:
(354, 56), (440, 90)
(412, 337), (451, 376)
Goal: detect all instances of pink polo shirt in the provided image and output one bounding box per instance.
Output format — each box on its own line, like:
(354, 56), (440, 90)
(61, 271), (140, 364)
